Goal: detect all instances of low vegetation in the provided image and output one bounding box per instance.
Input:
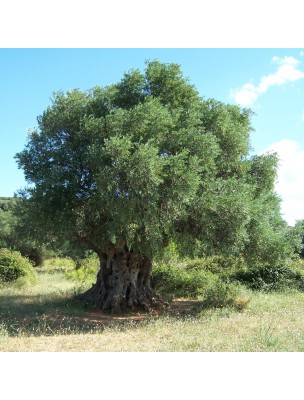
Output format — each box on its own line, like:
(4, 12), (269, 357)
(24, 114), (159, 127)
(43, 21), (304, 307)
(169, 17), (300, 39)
(1, 255), (304, 351)
(64, 254), (99, 284)
(151, 260), (248, 309)
(0, 248), (37, 286)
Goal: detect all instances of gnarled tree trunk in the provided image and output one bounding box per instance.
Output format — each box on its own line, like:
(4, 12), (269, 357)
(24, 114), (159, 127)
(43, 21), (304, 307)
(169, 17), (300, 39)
(81, 245), (166, 312)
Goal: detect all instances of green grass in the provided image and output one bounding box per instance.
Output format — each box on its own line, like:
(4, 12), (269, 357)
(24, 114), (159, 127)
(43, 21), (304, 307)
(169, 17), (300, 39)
(1, 260), (304, 351)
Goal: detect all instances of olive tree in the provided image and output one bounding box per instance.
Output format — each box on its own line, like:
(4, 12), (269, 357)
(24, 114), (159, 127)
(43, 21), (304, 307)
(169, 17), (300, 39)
(16, 60), (288, 311)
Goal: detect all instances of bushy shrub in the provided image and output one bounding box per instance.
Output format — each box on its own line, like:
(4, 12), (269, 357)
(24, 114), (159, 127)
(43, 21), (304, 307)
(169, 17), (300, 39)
(233, 262), (304, 292)
(184, 255), (304, 293)
(202, 280), (240, 308)
(0, 248), (37, 284)
(65, 253), (99, 284)
(285, 256), (304, 291)
(288, 256), (304, 271)
(184, 256), (246, 282)
(151, 261), (249, 310)
(151, 262), (216, 299)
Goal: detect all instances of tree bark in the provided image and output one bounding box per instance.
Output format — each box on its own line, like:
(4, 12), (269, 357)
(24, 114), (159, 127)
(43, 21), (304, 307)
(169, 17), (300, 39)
(81, 245), (167, 312)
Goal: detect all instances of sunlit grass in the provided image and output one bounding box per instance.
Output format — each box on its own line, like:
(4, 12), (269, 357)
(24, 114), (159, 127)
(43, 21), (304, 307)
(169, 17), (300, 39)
(2, 297), (304, 351)
(36, 257), (76, 274)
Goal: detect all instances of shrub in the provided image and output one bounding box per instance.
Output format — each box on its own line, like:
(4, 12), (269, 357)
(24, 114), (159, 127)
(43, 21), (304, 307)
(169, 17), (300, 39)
(151, 262), (216, 299)
(0, 248), (37, 285)
(233, 263), (304, 292)
(184, 256), (246, 282)
(288, 256), (304, 271)
(151, 261), (249, 310)
(286, 256), (304, 291)
(202, 280), (239, 308)
(65, 253), (99, 284)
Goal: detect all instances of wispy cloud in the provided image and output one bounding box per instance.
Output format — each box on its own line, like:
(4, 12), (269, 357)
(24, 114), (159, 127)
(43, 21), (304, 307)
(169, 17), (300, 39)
(231, 56), (304, 106)
(260, 140), (304, 226)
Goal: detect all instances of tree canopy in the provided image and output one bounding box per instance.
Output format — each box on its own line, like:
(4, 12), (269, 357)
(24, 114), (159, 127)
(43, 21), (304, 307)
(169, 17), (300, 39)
(15, 60), (291, 311)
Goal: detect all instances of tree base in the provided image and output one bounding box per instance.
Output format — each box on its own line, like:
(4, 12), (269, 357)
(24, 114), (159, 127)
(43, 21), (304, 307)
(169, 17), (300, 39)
(82, 286), (168, 313)
(81, 250), (169, 313)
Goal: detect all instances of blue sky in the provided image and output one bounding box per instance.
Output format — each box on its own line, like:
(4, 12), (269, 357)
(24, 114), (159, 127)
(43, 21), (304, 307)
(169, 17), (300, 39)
(1, 48), (304, 225)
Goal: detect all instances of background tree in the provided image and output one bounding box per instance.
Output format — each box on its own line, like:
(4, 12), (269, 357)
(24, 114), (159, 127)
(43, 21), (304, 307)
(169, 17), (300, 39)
(16, 60), (291, 312)
(0, 197), (44, 265)
(0, 198), (15, 249)
(289, 220), (304, 258)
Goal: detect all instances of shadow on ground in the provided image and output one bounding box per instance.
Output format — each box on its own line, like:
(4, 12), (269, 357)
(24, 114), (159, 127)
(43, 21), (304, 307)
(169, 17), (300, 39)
(0, 293), (206, 337)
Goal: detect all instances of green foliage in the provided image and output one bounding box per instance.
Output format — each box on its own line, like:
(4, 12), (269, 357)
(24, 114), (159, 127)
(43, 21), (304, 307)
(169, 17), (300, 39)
(246, 154), (278, 197)
(155, 240), (180, 264)
(0, 197), (44, 265)
(184, 255), (246, 282)
(151, 262), (213, 299)
(65, 254), (99, 284)
(113, 69), (146, 109)
(151, 260), (248, 310)
(182, 256), (304, 294)
(290, 220), (304, 257)
(200, 99), (252, 170)
(288, 255), (304, 271)
(242, 191), (292, 268)
(0, 198), (18, 249)
(38, 257), (76, 274)
(286, 256), (304, 290)
(0, 248), (37, 285)
(15, 60), (291, 271)
(201, 280), (242, 309)
(233, 262), (304, 292)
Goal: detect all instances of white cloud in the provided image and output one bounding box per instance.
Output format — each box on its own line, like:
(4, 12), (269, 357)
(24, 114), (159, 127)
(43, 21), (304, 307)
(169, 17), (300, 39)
(231, 83), (259, 106)
(301, 110), (304, 122)
(260, 140), (304, 226)
(231, 56), (304, 106)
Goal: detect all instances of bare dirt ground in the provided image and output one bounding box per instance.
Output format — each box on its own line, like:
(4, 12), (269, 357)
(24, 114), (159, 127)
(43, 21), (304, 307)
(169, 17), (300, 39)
(77, 299), (203, 322)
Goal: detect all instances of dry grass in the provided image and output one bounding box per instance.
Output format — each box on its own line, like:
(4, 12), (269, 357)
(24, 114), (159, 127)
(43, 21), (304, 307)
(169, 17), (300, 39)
(2, 300), (304, 352)
(1, 266), (304, 352)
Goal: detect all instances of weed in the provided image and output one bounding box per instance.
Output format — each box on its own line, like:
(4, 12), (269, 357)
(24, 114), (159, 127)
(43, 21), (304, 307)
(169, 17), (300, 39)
(0, 323), (9, 337)
(259, 322), (280, 348)
(233, 295), (251, 311)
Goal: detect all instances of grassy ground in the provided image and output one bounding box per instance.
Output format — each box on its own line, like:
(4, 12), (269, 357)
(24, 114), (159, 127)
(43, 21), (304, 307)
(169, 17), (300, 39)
(1, 262), (304, 352)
